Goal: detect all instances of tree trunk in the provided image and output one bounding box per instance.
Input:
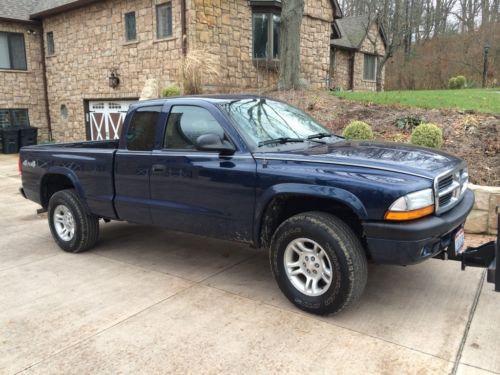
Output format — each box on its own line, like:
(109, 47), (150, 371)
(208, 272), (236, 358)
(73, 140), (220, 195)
(279, 0), (305, 90)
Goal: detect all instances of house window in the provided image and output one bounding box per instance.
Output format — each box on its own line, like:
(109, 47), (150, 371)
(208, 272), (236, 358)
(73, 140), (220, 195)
(46, 32), (55, 56)
(0, 109), (29, 129)
(252, 13), (280, 60)
(156, 2), (173, 39)
(363, 54), (376, 81)
(0, 32), (27, 70)
(125, 12), (137, 41)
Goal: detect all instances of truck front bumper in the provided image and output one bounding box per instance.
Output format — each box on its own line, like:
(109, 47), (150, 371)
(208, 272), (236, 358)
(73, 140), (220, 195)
(363, 189), (475, 265)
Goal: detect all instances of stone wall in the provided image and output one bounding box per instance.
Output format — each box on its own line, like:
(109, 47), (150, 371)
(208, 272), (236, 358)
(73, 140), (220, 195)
(332, 23), (386, 91)
(188, 0), (335, 92)
(0, 20), (49, 140)
(331, 48), (351, 89)
(465, 184), (499, 235)
(353, 23), (385, 91)
(42, 0), (184, 141)
(42, 0), (336, 141)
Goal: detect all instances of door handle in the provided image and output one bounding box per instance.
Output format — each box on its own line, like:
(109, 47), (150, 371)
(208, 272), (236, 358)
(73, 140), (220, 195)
(152, 164), (166, 173)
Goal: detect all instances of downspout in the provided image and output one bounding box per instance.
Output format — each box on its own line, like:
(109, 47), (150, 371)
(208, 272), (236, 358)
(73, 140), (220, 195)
(181, 0), (187, 56)
(39, 22), (53, 142)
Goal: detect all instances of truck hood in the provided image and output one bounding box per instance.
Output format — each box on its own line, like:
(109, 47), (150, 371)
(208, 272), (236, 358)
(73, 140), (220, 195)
(255, 141), (464, 179)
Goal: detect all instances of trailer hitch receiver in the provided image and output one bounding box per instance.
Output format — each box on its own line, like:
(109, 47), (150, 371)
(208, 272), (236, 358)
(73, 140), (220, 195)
(448, 209), (499, 292)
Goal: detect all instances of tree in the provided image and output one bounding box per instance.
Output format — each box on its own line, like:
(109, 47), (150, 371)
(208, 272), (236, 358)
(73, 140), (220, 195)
(279, 0), (305, 90)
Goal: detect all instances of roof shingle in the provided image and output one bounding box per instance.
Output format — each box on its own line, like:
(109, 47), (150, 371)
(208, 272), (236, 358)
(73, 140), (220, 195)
(331, 15), (371, 50)
(0, 0), (37, 22)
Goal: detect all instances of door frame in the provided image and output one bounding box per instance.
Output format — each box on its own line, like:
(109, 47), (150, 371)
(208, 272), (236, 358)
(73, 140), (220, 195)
(83, 98), (138, 141)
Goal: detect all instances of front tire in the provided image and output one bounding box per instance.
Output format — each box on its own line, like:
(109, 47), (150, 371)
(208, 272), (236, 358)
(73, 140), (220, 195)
(48, 189), (99, 253)
(270, 211), (367, 315)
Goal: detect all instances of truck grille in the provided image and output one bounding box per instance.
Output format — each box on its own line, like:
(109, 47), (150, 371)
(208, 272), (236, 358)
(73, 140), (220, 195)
(434, 165), (468, 215)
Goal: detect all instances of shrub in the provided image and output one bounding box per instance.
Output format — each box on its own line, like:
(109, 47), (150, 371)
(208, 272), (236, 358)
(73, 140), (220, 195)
(410, 123), (443, 148)
(395, 114), (425, 131)
(448, 75), (466, 89)
(342, 121), (374, 140)
(448, 77), (459, 89)
(455, 75), (466, 88)
(161, 85), (181, 98)
(178, 49), (220, 95)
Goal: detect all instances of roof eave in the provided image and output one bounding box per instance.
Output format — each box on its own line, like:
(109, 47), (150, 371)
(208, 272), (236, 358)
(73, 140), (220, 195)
(30, 0), (101, 20)
(0, 16), (40, 25)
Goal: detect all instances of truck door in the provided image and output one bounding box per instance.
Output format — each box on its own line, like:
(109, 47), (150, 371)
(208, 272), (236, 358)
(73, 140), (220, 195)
(114, 105), (162, 224)
(149, 104), (257, 242)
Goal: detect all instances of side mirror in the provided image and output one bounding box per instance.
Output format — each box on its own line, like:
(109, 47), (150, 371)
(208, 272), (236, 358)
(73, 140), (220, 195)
(195, 133), (236, 154)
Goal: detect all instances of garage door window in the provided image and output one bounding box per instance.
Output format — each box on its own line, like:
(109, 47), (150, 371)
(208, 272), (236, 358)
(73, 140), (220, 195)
(0, 109), (29, 129)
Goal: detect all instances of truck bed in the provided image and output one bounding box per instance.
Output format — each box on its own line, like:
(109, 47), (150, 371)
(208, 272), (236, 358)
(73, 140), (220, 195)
(20, 140), (119, 219)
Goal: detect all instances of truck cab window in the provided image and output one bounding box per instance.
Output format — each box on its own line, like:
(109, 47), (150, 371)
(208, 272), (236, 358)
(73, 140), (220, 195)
(126, 106), (161, 151)
(164, 106), (225, 150)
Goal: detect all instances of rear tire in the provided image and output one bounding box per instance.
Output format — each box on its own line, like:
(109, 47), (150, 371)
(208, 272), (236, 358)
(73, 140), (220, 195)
(270, 211), (367, 315)
(48, 189), (99, 253)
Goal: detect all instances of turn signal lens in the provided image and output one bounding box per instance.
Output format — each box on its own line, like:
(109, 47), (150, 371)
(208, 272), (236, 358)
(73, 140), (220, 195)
(384, 205), (434, 221)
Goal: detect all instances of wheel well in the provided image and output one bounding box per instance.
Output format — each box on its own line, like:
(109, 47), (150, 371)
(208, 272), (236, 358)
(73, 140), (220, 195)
(259, 195), (366, 252)
(41, 174), (75, 208)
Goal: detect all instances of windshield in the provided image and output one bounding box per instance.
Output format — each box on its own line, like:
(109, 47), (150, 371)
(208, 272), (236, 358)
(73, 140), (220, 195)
(218, 99), (337, 148)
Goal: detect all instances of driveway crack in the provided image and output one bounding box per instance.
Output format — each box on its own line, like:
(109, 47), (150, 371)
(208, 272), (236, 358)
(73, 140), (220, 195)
(451, 270), (485, 375)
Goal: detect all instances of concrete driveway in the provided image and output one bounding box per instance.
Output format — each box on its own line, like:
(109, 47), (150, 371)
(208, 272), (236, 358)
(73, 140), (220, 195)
(0, 154), (498, 374)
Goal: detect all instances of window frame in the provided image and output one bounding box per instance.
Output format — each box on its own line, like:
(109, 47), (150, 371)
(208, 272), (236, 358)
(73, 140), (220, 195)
(252, 9), (281, 63)
(162, 105), (232, 152)
(0, 32), (27, 71)
(363, 53), (377, 82)
(156, 2), (173, 40)
(0, 108), (30, 129)
(46, 32), (55, 56)
(124, 11), (137, 42)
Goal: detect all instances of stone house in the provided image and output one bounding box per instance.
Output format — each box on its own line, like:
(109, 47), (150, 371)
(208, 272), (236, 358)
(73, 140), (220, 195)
(330, 15), (387, 91)
(32, 0), (343, 141)
(1, 0), (387, 143)
(0, 0), (49, 140)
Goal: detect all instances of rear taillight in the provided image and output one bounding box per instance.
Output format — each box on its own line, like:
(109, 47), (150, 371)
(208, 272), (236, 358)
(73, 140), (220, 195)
(18, 157), (22, 175)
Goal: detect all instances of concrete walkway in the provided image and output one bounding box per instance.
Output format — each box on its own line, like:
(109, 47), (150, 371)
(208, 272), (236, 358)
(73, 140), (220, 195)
(0, 154), (498, 374)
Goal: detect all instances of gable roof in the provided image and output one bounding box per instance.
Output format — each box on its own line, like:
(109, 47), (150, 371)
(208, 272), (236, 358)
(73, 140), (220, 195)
(331, 14), (386, 50)
(0, 0), (37, 22)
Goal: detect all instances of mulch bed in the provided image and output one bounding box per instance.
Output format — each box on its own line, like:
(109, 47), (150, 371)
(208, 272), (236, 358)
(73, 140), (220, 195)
(268, 90), (499, 186)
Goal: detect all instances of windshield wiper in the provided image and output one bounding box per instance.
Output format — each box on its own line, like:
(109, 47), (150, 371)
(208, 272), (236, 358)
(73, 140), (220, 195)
(258, 137), (306, 147)
(307, 132), (333, 140)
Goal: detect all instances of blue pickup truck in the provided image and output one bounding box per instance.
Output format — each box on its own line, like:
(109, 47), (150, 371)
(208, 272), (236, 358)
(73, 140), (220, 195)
(19, 96), (498, 315)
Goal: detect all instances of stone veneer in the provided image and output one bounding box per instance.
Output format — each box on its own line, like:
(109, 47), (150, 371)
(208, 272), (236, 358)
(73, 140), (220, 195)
(0, 20), (49, 140)
(465, 184), (500, 235)
(42, 0), (337, 141)
(42, 0), (184, 141)
(331, 23), (385, 91)
(187, 0), (335, 91)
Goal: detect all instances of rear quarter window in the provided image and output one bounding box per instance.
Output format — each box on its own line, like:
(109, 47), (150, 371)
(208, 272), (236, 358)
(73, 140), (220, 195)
(126, 106), (161, 151)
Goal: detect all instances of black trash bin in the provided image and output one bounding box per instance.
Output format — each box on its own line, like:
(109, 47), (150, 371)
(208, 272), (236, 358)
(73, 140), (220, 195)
(19, 127), (38, 148)
(1, 128), (20, 154)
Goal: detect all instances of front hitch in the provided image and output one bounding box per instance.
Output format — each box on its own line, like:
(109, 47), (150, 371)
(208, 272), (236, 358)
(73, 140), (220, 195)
(448, 209), (499, 292)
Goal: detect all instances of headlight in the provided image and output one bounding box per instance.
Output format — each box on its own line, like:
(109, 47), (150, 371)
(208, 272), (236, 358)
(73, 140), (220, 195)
(385, 188), (435, 221)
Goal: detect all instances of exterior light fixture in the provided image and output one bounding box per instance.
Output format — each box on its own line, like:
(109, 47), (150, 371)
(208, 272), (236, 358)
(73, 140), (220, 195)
(109, 69), (120, 89)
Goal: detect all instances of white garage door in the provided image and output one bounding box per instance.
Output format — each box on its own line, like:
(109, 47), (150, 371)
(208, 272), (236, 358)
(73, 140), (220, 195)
(87, 101), (135, 141)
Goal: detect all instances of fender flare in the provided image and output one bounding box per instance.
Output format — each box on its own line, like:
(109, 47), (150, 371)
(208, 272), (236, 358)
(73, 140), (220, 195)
(253, 183), (368, 246)
(40, 166), (89, 212)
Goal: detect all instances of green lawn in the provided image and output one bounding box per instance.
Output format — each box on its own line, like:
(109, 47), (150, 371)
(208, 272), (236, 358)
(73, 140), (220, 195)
(332, 88), (500, 114)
